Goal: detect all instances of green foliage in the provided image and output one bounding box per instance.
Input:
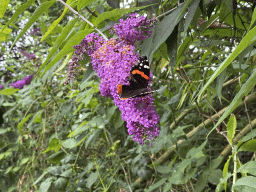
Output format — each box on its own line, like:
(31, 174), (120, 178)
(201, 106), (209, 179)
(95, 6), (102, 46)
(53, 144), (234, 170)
(1, 0), (256, 191)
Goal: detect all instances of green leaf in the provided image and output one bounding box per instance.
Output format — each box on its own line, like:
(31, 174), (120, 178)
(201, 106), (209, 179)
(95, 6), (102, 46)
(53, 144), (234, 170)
(17, 114), (32, 132)
(69, 121), (88, 137)
(1, 0), (34, 31)
(216, 68), (226, 104)
(226, 115), (236, 145)
(39, 177), (53, 192)
(62, 138), (77, 149)
(237, 161), (256, 176)
(0, 128), (10, 134)
(148, 4), (185, 61)
(208, 69), (256, 136)
(177, 83), (190, 109)
(177, 0), (193, 19)
(223, 156), (232, 191)
(5, 66), (16, 73)
(240, 129), (256, 142)
(95, 5), (152, 26)
(43, 138), (62, 153)
(233, 176), (256, 192)
(0, 0), (10, 18)
(186, 140), (207, 158)
(238, 139), (256, 152)
(146, 178), (167, 192)
(177, 36), (192, 66)
(42, 18), (78, 67)
(0, 87), (19, 95)
(208, 169), (222, 185)
(250, 7), (256, 29)
(197, 25), (256, 101)
(20, 157), (30, 165)
(183, 0), (200, 33)
(33, 110), (43, 123)
(194, 172), (208, 192)
(216, 172), (232, 192)
(53, 177), (68, 190)
(60, 169), (73, 178)
(41, 0), (74, 42)
(33, 172), (48, 185)
(81, 92), (93, 107)
(39, 29), (92, 76)
(76, 134), (88, 146)
(86, 172), (98, 188)
(77, 0), (96, 11)
(0, 32), (6, 42)
(11, 0), (55, 50)
(54, 52), (73, 74)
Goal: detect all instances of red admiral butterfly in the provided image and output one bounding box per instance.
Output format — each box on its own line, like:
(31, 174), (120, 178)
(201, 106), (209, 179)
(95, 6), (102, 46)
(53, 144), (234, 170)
(117, 56), (155, 100)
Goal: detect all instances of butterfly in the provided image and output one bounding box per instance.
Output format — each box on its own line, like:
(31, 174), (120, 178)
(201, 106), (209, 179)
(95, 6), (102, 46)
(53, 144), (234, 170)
(117, 56), (156, 100)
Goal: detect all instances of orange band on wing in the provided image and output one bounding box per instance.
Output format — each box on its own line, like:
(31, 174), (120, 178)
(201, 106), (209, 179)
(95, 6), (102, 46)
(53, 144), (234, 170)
(117, 84), (122, 94)
(131, 70), (149, 80)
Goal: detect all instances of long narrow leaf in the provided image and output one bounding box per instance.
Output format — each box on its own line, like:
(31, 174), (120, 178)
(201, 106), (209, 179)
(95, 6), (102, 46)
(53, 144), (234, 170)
(41, 0), (74, 42)
(226, 115), (236, 145)
(40, 29), (93, 76)
(184, 0), (200, 33)
(148, 4), (185, 61)
(95, 5), (152, 26)
(1, 0), (35, 32)
(0, 0), (10, 18)
(77, 0), (96, 11)
(177, 0), (193, 19)
(10, 0), (55, 50)
(208, 69), (256, 136)
(197, 25), (256, 101)
(41, 18), (78, 69)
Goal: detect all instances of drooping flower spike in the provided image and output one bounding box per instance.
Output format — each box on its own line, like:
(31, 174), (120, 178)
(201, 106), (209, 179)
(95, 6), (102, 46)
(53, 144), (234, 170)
(66, 13), (159, 145)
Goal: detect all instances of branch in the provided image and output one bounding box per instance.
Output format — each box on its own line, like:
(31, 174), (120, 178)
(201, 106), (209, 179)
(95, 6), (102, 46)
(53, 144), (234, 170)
(134, 91), (256, 185)
(57, 0), (108, 40)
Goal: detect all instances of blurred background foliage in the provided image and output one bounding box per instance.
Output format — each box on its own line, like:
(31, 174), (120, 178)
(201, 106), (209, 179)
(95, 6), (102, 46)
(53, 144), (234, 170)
(1, 0), (256, 191)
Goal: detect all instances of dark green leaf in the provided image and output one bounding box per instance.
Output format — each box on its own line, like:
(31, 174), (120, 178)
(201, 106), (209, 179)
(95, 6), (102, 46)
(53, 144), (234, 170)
(148, 4), (185, 61)
(184, 0), (200, 33)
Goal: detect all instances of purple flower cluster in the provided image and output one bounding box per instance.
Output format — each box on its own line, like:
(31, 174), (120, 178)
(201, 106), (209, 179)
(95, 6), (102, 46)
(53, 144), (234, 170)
(20, 50), (36, 60)
(109, 13), (156, 44)
(67, 13), (159, 145)
(9, 75), (34, 89)
(0, 85), (3, 90)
